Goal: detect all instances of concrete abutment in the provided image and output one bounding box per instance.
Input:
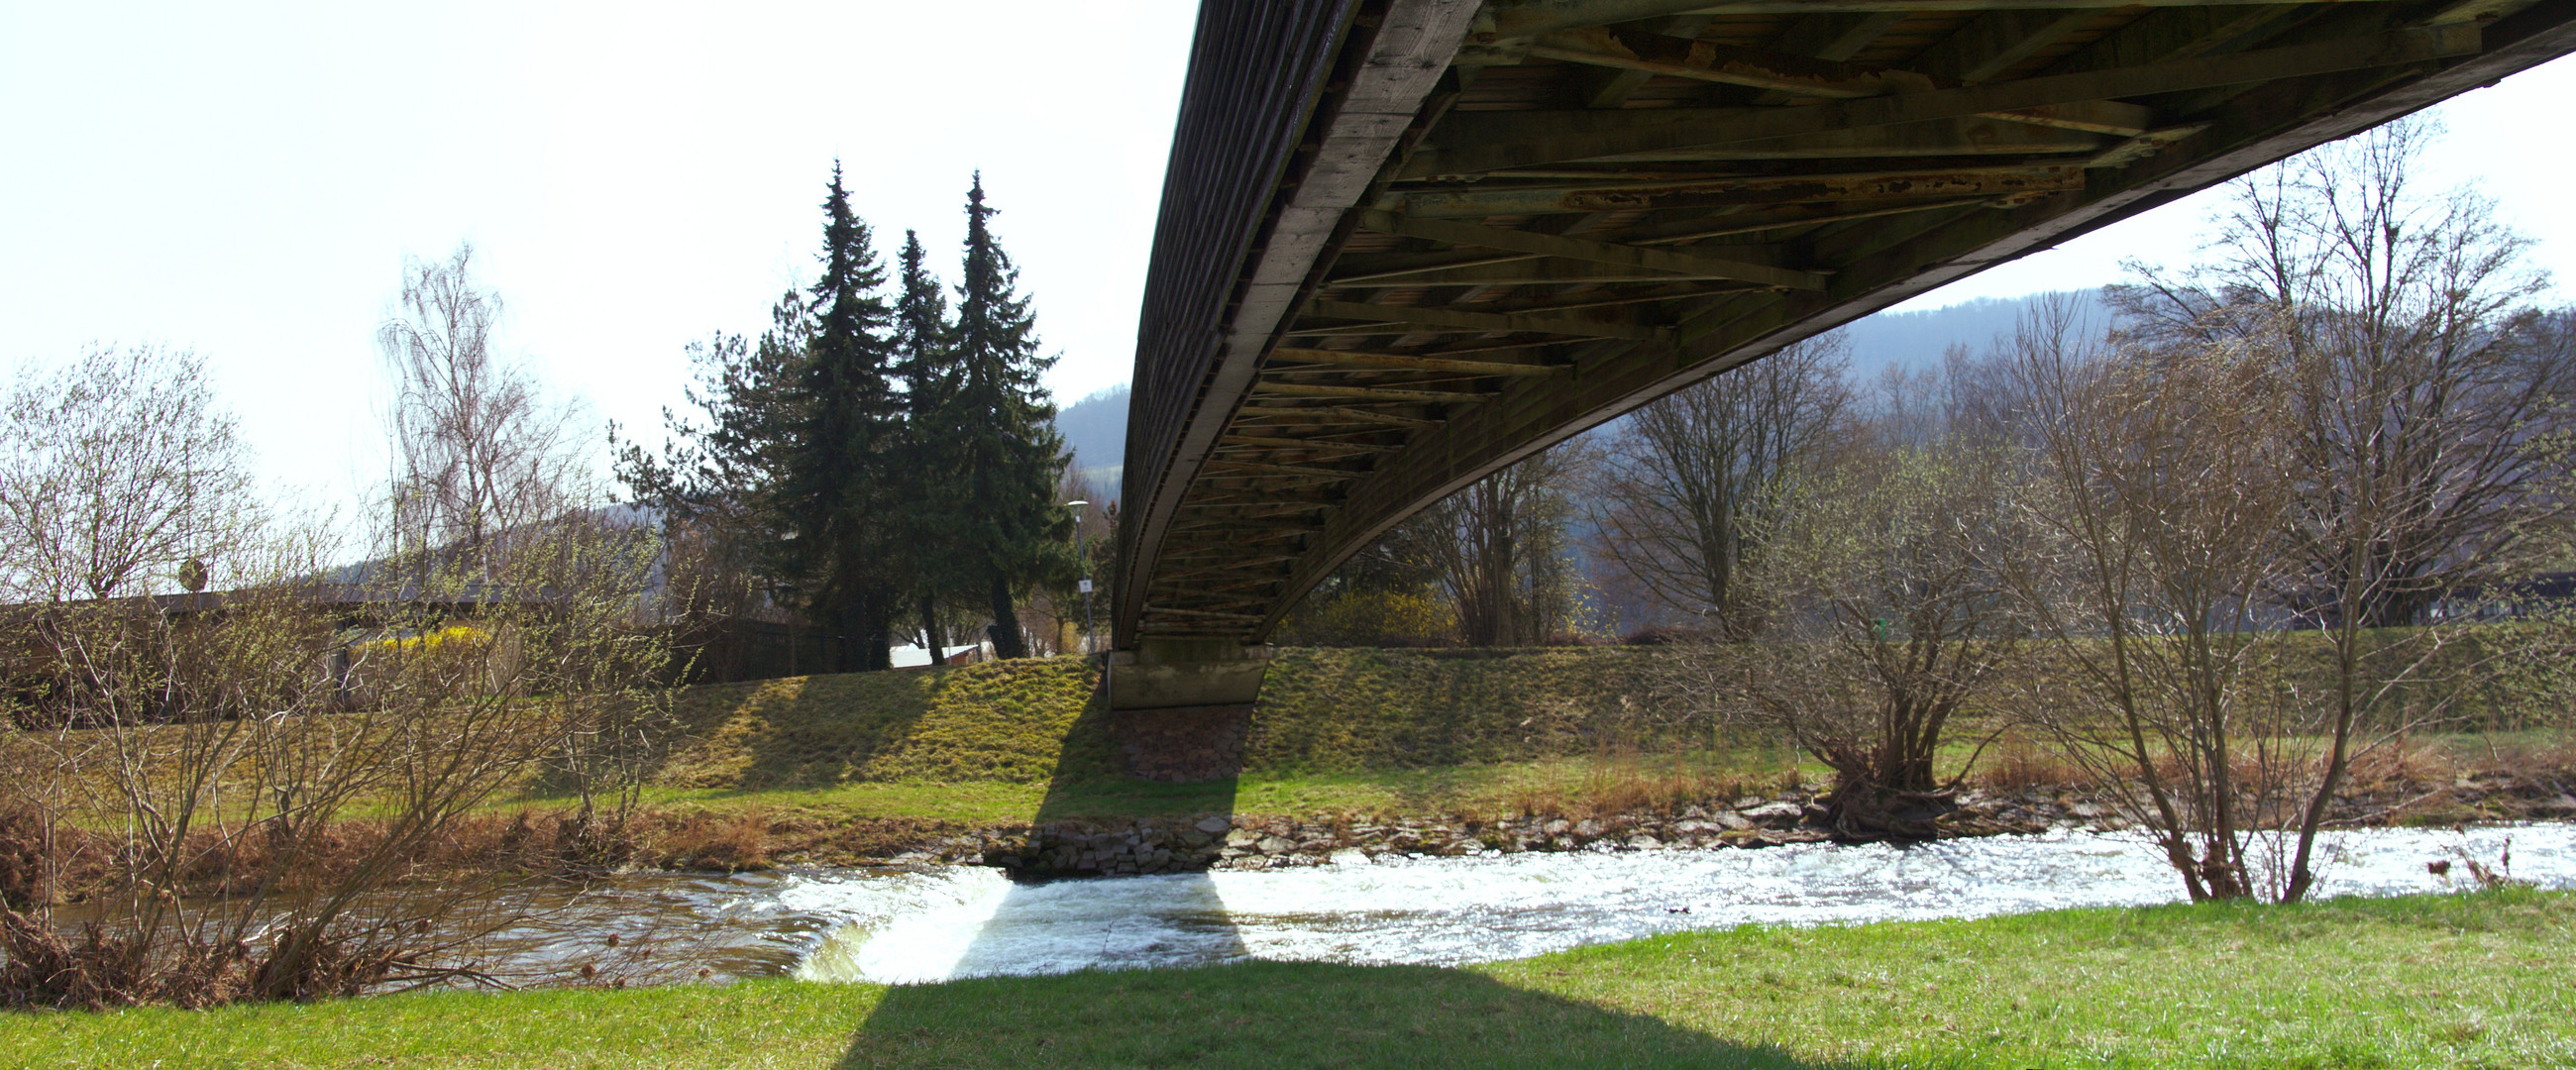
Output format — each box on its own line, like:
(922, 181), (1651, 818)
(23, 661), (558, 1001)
(1105, 639), (1271, 782)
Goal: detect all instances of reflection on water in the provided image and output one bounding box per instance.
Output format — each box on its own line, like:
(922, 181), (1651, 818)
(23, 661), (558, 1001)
(492, 822), (2576, 987)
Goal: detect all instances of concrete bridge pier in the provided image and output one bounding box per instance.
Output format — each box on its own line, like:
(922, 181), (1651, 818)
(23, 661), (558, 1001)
(1104, 639), (1272, 783)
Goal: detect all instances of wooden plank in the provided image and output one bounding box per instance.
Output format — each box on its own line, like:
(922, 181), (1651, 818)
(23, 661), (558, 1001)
(1487, 0), (2414, 34)
(1408, 25), (2483, 176)
(1541, 115), (2112, 160)
(1234, 404), (1445, 428)
(1516, 32), (1932, 98)
(1331, 258), (1756, 286)
(1251, 381), (1497, 404)
(1909, 9), (2099, 84)
(1219, 433), (1402, 452)
(1304, 298), (1672, 340)
(1269, 348), (1563, 376)
(1171, 515), (1322, 532)
(1359, 211), (1829, 289)
(1397, 164), (2089, 217)
(1142, 606), (1268, 622)
(1332, 199), (1992, 286)
(1985, 100), (2158, 136)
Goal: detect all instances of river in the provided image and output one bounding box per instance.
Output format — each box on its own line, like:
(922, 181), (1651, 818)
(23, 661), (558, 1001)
(491, 822), (2576, 987)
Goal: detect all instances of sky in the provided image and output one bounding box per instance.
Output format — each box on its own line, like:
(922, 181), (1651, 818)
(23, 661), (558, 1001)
(4, 2), (2571, 508)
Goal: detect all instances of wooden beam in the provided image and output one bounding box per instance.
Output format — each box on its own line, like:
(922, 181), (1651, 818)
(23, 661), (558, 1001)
(1201, 457), (1372, 481)
(1141, 606), (1267, 622)
(1219, 433), (1401, 452)
(1331, 258), (1758, 287)
(1331, 199), (1990, 285)
(1985, 100), (2158, 137)
(1251, 381), (1496, 405)
(1171, 515), (1320, 532)
(1489, 0), (2415, 31)
(1152, 553), (1299, 569)
(1359, 211), (1829, 289)
(1175, 505), (1332, 523)
(1303, 298), (1672, 341)
(1516, 31), (1933, 98)
(1909, 9), (2099, 84)
(1406, 25), (2482, 176)
(1395, 164), (2089, 217)
(1268, 348), (1563, 376)
(1566, 115), (2112, 160)
(1587, 16), (1714, 107)
(1234, 405), (1444, 429)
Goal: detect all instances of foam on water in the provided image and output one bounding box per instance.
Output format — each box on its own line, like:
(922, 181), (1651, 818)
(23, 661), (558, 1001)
(757, 823), (2575, 984)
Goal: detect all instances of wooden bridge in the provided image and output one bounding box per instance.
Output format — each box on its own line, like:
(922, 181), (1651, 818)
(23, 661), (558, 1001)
(1108, 0), (2576, 716)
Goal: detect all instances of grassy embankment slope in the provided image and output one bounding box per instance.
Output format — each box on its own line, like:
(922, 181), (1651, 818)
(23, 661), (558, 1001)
(612, 646), (1795, 831)
(601, 639), (2564, 833)
(18, 890), (2571, 1069)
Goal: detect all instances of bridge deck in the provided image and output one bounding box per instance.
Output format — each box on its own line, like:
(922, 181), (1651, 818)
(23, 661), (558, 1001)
(1117, 0), (2576, 651)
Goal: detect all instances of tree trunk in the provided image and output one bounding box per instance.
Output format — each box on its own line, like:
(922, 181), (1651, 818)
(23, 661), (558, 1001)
(835, 600), (865, 675)
(861, 587), (894, 672)
(987, 574), (1025, 659)
(920, 594), (943, 667)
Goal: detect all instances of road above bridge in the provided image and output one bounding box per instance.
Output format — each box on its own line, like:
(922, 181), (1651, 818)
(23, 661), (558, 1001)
(1108, 0), (2576, 721)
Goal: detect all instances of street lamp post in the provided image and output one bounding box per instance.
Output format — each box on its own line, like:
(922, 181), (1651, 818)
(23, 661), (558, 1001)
(1065, 499), (1094, 656)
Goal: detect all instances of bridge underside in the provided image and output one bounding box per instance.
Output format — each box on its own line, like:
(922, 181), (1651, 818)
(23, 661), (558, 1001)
(1108, 0), (2576, 714)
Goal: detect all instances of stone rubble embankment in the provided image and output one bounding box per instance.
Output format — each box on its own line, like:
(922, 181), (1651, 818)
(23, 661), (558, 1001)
(845, 773), (2576, 878)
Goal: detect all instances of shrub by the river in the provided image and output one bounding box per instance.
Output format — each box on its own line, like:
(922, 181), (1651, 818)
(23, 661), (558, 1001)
(0, 517), (674, 1009)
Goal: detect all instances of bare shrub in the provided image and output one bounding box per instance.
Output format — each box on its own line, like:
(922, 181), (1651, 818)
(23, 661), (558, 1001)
(0, 279), (667, 1006)
(1674, 439), (2024, 839)
(1995, 304), (2313, 901)
(1584, 331), (1853, 638)
(0, 345), (256, 603)
(1419, 448), (1584, 646)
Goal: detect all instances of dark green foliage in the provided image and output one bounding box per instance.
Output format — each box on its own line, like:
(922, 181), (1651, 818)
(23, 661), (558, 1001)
(890, 230), (969, 656)
(784, 165), (904, 672)
(942, 174), (1072, 658)
(621, 167), (1076, 667)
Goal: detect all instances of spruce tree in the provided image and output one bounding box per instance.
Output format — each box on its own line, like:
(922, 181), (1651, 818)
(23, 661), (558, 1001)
(892, 229), (964, 659)
(942, 174), (1069, 658)
(785, 163), (902, 672)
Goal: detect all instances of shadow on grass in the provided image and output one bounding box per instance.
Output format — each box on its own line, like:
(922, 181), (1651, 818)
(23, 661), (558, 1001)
(669, 673), (943, 790)
(836, 691), (1838, 1070)
(837, 960), (1837, 1069)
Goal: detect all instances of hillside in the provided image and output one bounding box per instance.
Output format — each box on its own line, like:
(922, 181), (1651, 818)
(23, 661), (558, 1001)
(1053, 383), (1127, 488)
(1840, 288), (2110, 379)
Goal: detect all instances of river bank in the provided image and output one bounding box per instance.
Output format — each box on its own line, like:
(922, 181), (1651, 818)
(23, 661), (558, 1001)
(627, 763), (2576, 878)
(20, 889), (2571, 1069)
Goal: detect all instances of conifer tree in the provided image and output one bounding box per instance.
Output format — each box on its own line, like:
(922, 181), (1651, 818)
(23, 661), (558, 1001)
(942, 174), (1070, 658)
(612, 287), (810, 620)
(892, 229), (964, 658)
(784, 163), (902, 671)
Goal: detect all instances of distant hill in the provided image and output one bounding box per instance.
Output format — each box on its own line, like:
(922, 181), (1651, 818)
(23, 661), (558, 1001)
(1839, 289), (2109, 379)
(1055, 383), (1128, 492)
(1042, 291), (2107, 502)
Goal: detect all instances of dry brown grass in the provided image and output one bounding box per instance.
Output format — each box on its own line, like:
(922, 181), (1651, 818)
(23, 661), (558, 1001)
(1978, 735), (2097, 793)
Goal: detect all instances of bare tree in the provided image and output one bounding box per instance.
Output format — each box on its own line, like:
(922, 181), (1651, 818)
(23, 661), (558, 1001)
(0, 501), (670, 1007)
(1586, 331), (1853, 637)
(0, 346), (256, 603)
(379, 246), (592, 568)
(2115, 118), (2576, 627)
(1999, 311), (2318, 902)
(1422, 448), (1582, 646)
(1700, 438), (2023, 838)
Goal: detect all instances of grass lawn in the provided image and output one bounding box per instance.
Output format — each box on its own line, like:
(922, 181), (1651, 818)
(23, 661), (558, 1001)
(12, 889), (2570, 1069)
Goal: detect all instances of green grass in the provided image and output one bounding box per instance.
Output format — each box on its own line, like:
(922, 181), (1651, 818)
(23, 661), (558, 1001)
(593, 647), (1803, 826)
(523, 642), (2562, 831)
(12, 890), (2570, 1069)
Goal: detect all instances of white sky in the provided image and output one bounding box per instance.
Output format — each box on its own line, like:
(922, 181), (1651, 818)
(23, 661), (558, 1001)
(4, 3), (2570, 508)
